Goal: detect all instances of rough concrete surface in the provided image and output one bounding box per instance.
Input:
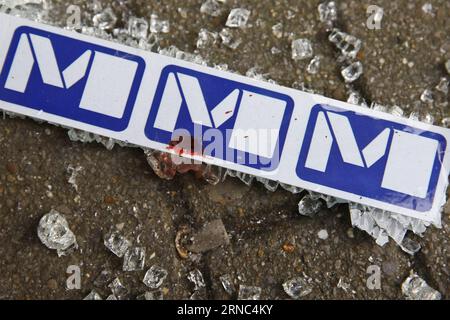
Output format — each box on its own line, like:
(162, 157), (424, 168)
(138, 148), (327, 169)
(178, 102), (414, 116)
(0, 0), (448, 299)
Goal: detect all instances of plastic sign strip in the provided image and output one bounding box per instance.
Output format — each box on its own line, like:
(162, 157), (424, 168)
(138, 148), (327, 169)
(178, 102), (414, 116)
(0, 13), (449, 224)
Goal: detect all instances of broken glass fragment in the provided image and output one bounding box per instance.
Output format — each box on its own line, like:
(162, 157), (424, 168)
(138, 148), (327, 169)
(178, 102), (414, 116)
(388, 105), (404, 117)
(298, 195), (323, 217)
(370, 102), (389, 113)
(272, 22), (283, 38)
(219, 274), (235, 295)
(280, 183), (303, 194)
(238, 285), (261, 300)
(421, 3), (435, 16)
(400, 237), (421, 256)
(136, 290), (164, 300)
(150, 14), (169, 34)
(409, 109), (434, 124)
(442, 117), (450, 128)
(255, 177), (279, 192)
(37, 209), (77, 257)
(92, 7), (117, 30)
(225, 8), (251, 28)
(127, 16), (148, 39)
(108, 277), (128, 299)
(123, 247), (146, 271)
(67, 165), (83, 192)
(197, 29), (218, 49)
(94, 269), (113, 287)
(337, 278), (351, 292)
(219, 28), (242, 50)
(84, 290), (102, 300)
(188, 269), (206, 291)
(144, 149), (177, 180)
(104, 229), (131, 258)
(420, 88), (434, 104)
(402, 272), (441, 300)
(283, 277), (313, 299)
(143, 265), (168, 289)
(341, 61), (363, 83)
(435, 77), (449, 95)
(318, 1), (337, 30)
(106, 294), (117, 300)
(291, 38), (313, 60)
(187, 219), (229, 253)
(202, 164), (225, 185)
(307, 55), (321, 74)
(329, 29), (362, 59)
(271, 47), (281, 55)
(235, 172), (254, 186)
(200, 0), (223, 17)
(347, 89), (368, 107)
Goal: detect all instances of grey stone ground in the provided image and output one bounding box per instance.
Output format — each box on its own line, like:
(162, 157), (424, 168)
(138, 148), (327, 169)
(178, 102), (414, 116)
(0, 0), (449, 299)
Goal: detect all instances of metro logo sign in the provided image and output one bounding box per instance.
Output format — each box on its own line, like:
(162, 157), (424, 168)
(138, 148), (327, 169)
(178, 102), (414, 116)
(0, 14), (449, 222)
(297, 105), (447, 212)
(0, 26), (145, 131)
(145, 65), (294, 170)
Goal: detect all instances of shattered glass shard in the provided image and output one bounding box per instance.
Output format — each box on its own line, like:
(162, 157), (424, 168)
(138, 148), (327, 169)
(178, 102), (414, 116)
(84, 290), (102, 300)
(143, 265), (168, 289)
(187, 269), (206, 291)
(187, 219), (229, 253)
(307, 55), (321, 74)
(108, 277), (128, 299)
(104, 229), (131, 258)
(347, 89), (368, 107)
(37, 209), (77, 257)
(329, 29), (362, 59)
(219, 274), (235, 295)
(238, 285), (261, 300)
(202, 164), (225, 185)
(291, 38), (313, 60)
(123, 247), (146, 271)
(318, 1), (337, 23)
(400, 237), (421, 256)
(94, 270), (113, 287)
(127, 16), (148, 39)
(225, 8), (251, 28)
(67, 165), (83, 192)
(420, 89), (434, 104)
(388, 105), (404, 117)
(256, 177), (279, 192)
(219, 28), (242, 50)
(150, 14), (169, 34)
(197, 29), (218, 49)
(144, 149), (177, 180)
(235, 172), (254, 186)
(298, 195), (323, 217)
(402, 272), (441, 300)
(136, 290), (164, 300)
(282, 277), (313, 299)
(341, 61), (363, 83)
(280, 183), (303, 194)
(435, 77), (449, 94)
(92, 7), (117, 30)
(272, 22), (283, 38)
(200, 0), (223, 17)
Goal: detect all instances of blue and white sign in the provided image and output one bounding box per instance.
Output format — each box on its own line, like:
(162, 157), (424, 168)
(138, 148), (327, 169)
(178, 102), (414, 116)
(297, 104), (447, 212)
(144, 65), (294, 170)
(0, 13), (449, 223)
(0, 26), (145, 131)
